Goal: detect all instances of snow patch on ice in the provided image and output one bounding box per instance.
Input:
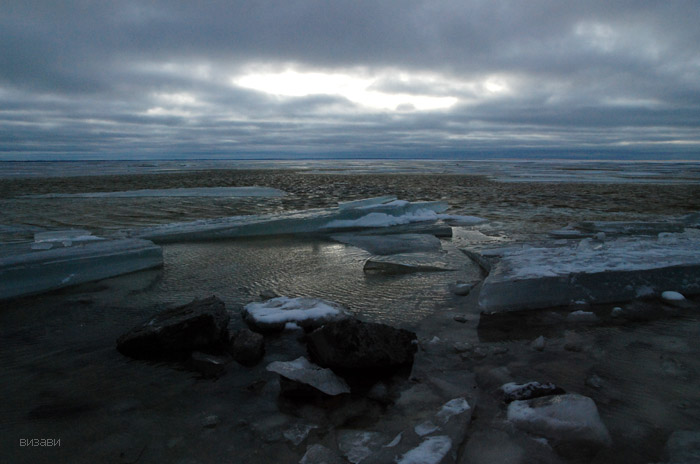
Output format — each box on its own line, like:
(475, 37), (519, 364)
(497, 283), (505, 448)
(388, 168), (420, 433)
(244, 297), (349, 327)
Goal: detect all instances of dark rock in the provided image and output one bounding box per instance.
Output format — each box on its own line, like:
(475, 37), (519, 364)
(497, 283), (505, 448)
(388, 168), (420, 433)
(259, 289), (279, 300)
(189, 351), (228, 378)
(306, 318), (417, 380)
(230, 328), (265, 366)
(500, 381), (566, 403)
(116, 296), (230, 359)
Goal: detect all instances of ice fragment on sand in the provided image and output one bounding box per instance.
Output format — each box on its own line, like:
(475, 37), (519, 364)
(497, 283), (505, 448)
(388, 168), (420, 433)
(662, 291), (686, 301)
(414, 421), (439, 436)
(396, 435), (452, 464)
(337, 430), (387, 464)
(507, 394), (611, 447)
(267, 357), (350, 396)
(436, 398), (471, 424)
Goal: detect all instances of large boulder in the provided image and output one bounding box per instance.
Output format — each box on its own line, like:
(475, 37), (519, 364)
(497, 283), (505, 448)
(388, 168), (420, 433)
(230, 328), (265, 366)
(306, 318), (417, 379)
(117, 296), (230, 359)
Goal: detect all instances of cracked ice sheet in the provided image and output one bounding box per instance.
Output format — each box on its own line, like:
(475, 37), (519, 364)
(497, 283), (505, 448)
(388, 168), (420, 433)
(22, 186), (287, 198)
(478, 231), (700, 312)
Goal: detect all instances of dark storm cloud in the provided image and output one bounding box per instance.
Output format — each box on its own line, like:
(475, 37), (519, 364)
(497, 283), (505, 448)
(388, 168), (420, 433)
(1, 0), (699, 159)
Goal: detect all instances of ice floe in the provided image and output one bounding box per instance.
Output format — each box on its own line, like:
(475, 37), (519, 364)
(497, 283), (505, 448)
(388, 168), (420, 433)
(0, 237), (162, 300)
(242, 296), (351, 332)
(23, 186), (287, 198)
(132, 197), (463, 243)
(477, 232), (700, 312)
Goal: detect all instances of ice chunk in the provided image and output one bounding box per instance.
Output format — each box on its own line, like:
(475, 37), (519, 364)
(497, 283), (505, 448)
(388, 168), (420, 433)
(435, 398), (471, 424)
(0, 238), (163, 300)
(337, 430), (387, 464)
(266, 357), (351, 396)
(243, 296), (351, 332)
(414, 421), (439, 437)
(331, 233), (442, 255)
(23, 186), (287, 198)
(283, 423), (318, 446)
(507, 394), (611, 447)
(478, 233), (700, 312)
(662, 291), (686, 301)
(396, 436), (452, 464)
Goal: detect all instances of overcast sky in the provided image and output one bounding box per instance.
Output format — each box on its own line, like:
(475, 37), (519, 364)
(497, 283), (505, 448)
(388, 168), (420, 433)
(1, 1), (699, 160)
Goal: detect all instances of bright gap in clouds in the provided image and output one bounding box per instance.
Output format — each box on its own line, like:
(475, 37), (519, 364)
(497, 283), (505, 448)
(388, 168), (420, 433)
(234, 70), (458, 111)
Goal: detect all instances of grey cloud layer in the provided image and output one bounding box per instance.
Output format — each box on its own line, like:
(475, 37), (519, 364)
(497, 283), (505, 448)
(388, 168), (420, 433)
(1, 0), (698, 158)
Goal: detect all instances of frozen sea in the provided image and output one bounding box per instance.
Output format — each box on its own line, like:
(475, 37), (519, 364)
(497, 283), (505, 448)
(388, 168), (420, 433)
(1, 159), (700, 464)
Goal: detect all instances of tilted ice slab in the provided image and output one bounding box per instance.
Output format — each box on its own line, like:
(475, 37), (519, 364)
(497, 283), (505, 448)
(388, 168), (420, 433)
(266, 357), (350, 396)
(23, 186), (287, 198)
(478, 232), (700, 312)
(0, 238), (163, 300)
(331, 233), (443, 255)
(132, 197), (450, 243)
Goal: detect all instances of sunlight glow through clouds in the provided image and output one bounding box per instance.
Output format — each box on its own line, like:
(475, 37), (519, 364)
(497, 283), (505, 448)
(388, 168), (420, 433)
(233, 69), (458, 111)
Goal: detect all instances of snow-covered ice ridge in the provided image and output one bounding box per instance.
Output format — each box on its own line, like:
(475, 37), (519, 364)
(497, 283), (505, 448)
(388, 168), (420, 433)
(23, 186), (286, 198)
(478, 231), (700, 312)
(132, 196), (485, 243)
(0, 232), (162, 300)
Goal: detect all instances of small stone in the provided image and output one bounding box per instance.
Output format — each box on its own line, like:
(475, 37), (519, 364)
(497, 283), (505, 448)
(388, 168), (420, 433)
(453, 342), (473, 353)
(567, 310), (599, 323)
(586, 375), (603, 390)
(202, 414), (221, 428)
(453, 314), (468, 323)
(260, 289), (280, 300)
(611, 307), (623, 317)
(500, 381), (565, 403)
(531, 336), (546, 351)
(564, 331), (584, 352)
(450, 281), (474, 296)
